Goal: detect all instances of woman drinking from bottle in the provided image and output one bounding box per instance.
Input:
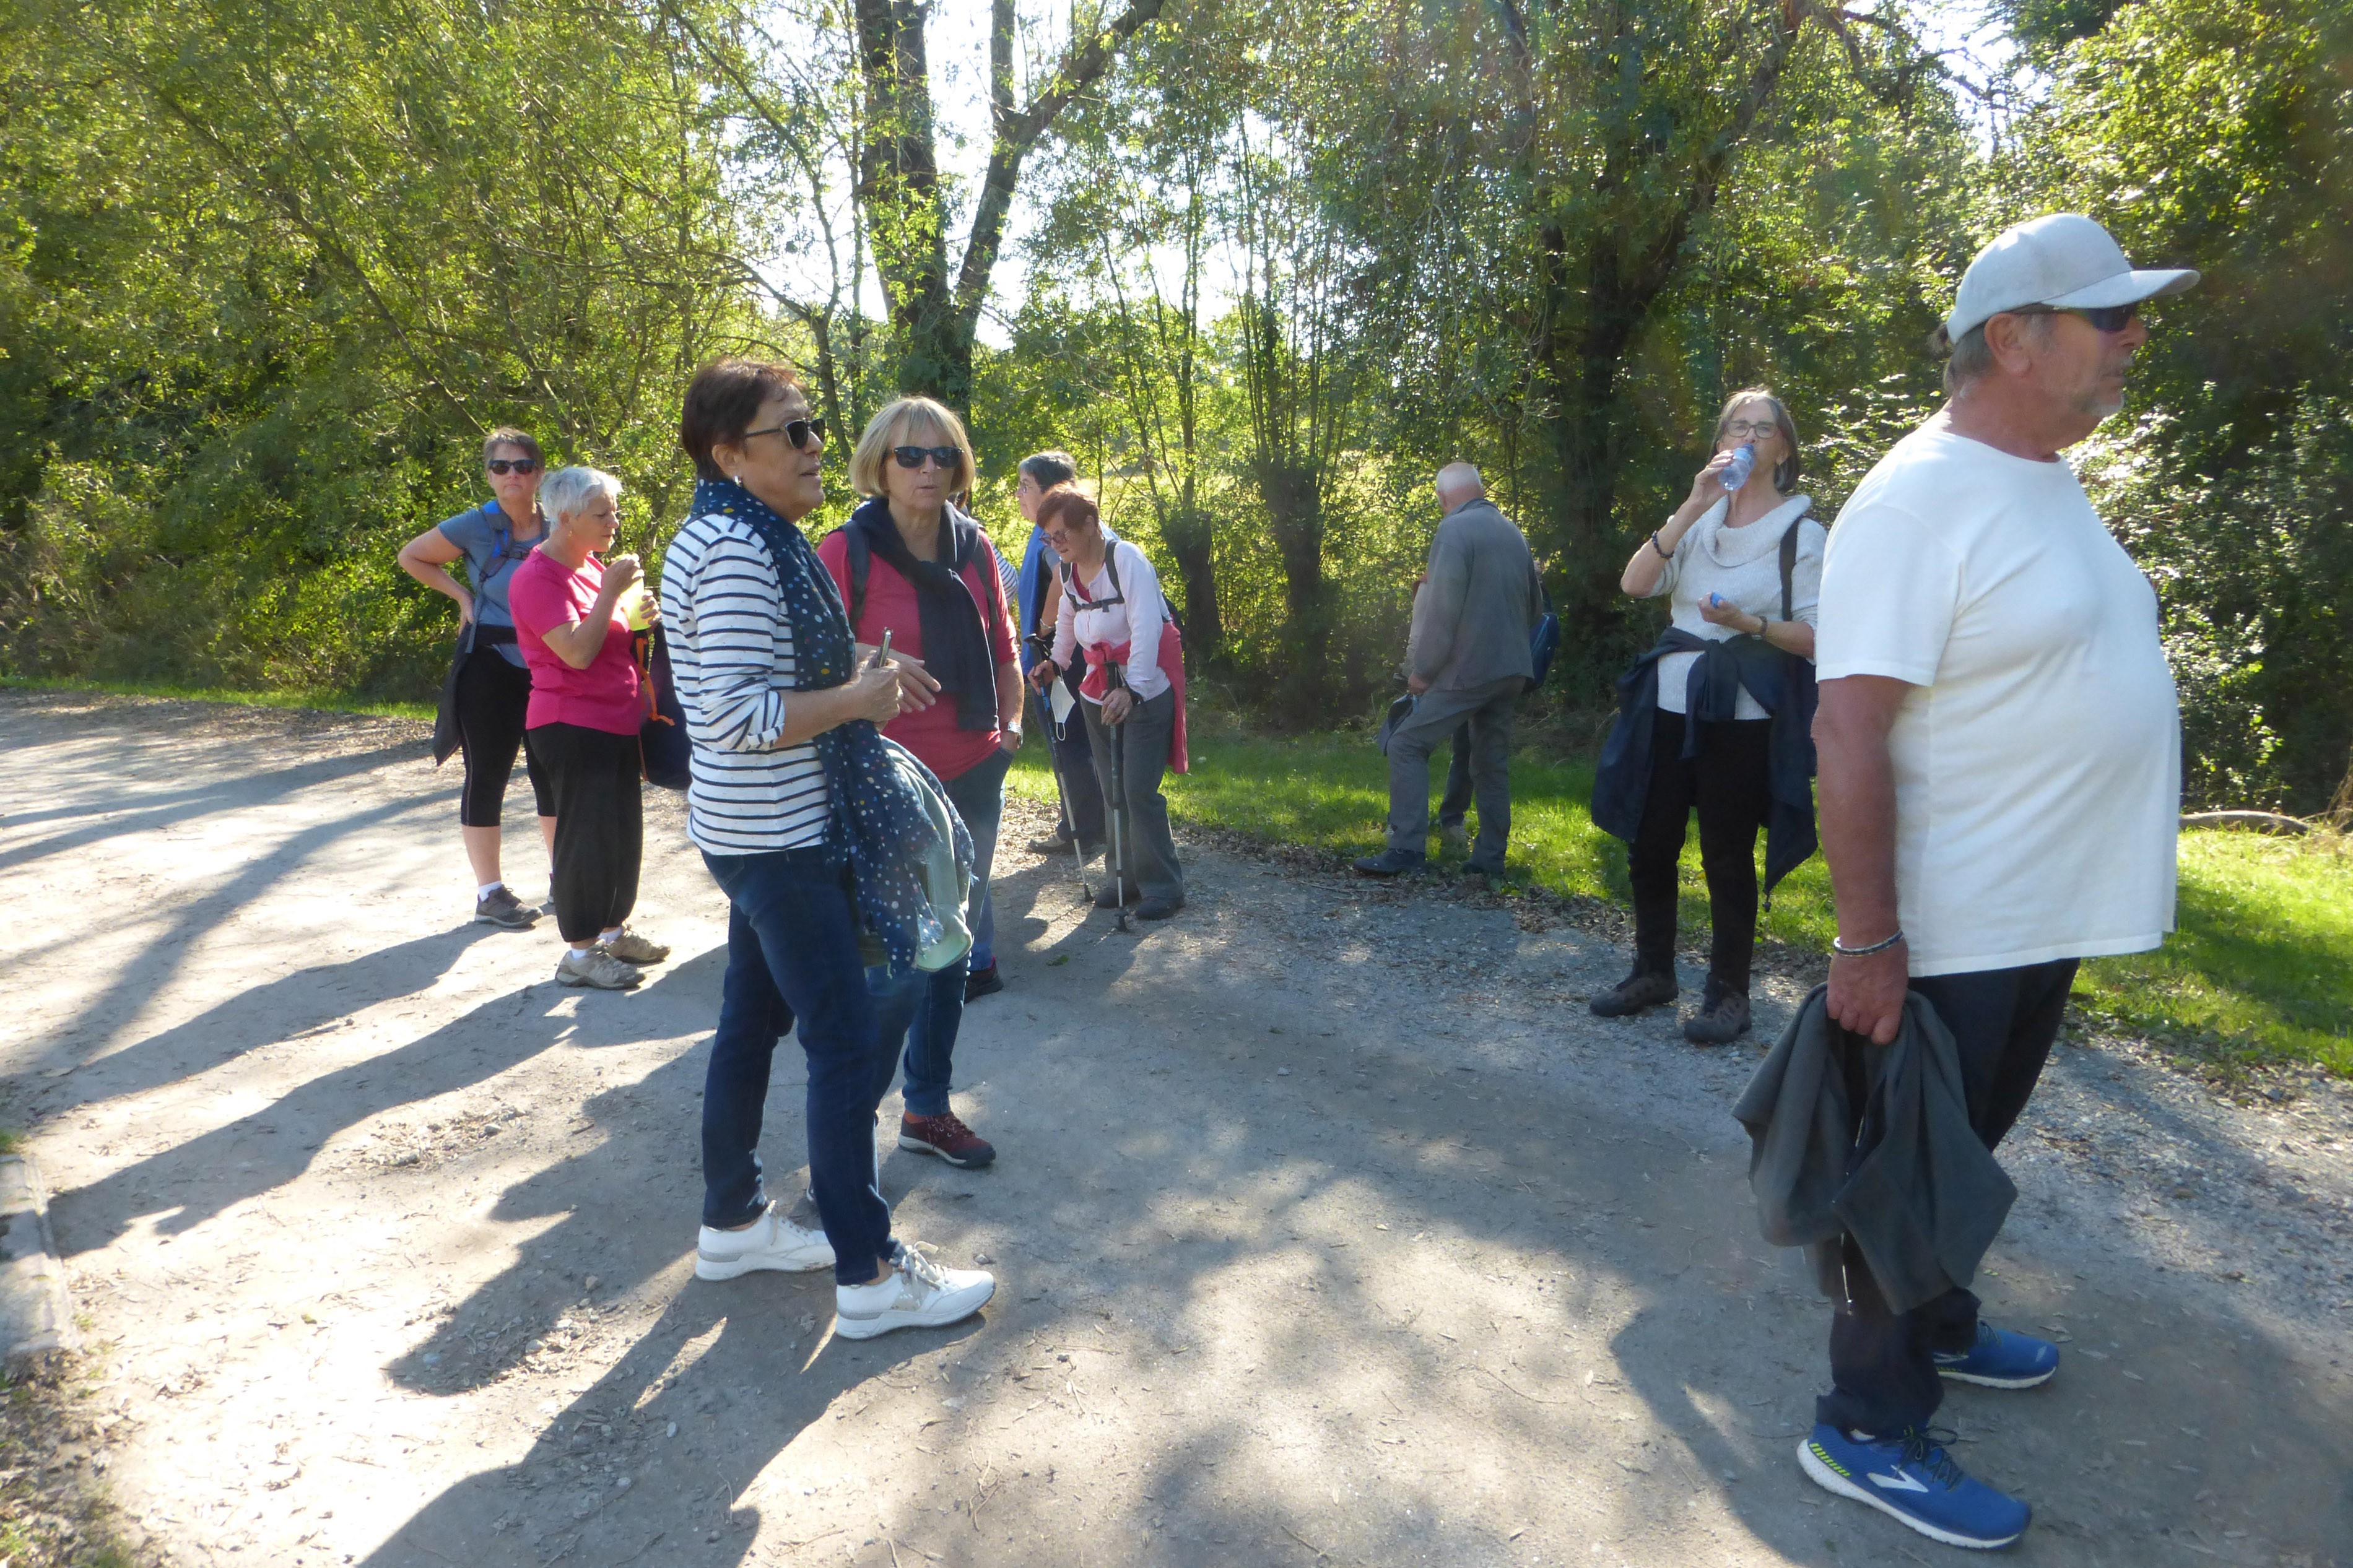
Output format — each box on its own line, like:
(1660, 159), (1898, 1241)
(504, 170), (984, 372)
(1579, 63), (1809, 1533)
(1590, 387), (1824, 1044)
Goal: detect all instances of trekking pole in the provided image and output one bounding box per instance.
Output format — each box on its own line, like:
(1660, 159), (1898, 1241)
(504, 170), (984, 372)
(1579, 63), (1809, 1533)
(1034, 677), (1094, 906)
(1105, 661), (1131, 933)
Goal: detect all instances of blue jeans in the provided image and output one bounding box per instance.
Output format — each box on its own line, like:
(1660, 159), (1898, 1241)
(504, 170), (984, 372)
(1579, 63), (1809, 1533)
(867, 956), (965, 1119)
(700, 844), (898, 1286)
(946, 745), (1012, 972)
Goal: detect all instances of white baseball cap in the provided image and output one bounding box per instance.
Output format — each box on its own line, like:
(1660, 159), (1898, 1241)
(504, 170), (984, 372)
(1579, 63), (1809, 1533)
(1946, 213), (2199, 342)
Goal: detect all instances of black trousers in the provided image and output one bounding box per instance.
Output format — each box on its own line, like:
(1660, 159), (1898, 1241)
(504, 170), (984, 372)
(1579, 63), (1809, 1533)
(455, 649), (554, 827)
(529, 722), (642, 943)
(1628, 711), (1772, 996)
(1818, 958), (2080, 1435)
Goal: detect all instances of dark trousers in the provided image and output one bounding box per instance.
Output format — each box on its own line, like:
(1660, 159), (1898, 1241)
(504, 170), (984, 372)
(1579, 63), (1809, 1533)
(1437, 724), (1474, 830)
(529, 722), (641, 943)
(1818, 958), (2081, 1435)
(1082, 686), (1184, 902)
(947, 747), (1011, 973)
(1629, 711), (1772, 996)
(455, 649), (554, 826)
(700, 845), (900, 1287)
(1385, 676), (1519, 860)
(1034, 677), (1107, 852)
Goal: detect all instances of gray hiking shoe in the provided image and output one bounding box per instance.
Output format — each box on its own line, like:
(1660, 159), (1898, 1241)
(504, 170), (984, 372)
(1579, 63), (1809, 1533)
(1682, 986), (1752, 1046)
(599, 925), (671, 965)
(1589, 969), (1677, 1018)
(555, 946), (643, 990)
(474, 886), (539, 930)
(1352, 847), (1427, 877)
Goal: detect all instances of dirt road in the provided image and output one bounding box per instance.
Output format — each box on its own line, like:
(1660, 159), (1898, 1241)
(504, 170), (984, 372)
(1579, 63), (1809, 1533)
(4, 690), (2349, 1567)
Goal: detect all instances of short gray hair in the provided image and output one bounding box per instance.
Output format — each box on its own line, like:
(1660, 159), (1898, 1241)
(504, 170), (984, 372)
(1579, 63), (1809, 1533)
(541, 465), (623, 523)
(1939, 311), (2054, 393)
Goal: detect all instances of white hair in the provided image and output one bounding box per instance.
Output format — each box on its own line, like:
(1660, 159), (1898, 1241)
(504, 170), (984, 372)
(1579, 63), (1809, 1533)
(540, 465), (623, 523)
(1435, 462), (1485, 509)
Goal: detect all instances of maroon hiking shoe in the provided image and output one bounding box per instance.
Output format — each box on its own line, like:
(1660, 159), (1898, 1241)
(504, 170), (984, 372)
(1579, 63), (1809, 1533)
(899, 1112), (998, 1169)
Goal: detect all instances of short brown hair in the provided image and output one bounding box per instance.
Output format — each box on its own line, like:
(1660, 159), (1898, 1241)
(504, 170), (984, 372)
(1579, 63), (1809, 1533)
(482, 427), (542, 469)
(1713, 386), (1802, 492)
(679, 358), (804, 483)
(1035, 486), (1099, 536)
(849, 397), (976, 498)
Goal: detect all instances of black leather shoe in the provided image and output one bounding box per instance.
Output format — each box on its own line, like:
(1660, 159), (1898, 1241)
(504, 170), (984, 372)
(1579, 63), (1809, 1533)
(1588, 969), (1677, 1018)
(1462, 856), (1506, 878)
(1093, 880), (1137, 909)
(1682, 987), (1752, 1046)
(1136, 894), (1184, 920)
(964, 963), (1005, 1002)
(1351, 847), (1427, 877)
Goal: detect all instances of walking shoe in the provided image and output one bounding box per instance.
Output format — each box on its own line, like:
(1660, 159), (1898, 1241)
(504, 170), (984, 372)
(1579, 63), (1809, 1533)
(965, 963), (1006, 1002)
(832, 1241), (996, 1341)
(1936, 1322), (2061, 1388)
(1026, 828), (1073, 854)
(599, 925), (671, 965)
(900, 1112), (997, 1169)
(1798, 1423), (2030, 1550)
(1136, 894), (1184, 920)
(694, 1203), (834, 1280)
(1462, 855), (1507, 878)
(1438, 821), (1471, 857)
(1588, 969), (1677, 1018)
(1682, 986), (1752, 1046)
(555, 946), (643, 990)
(474, 886), (539, 929)
(1093, 880), (1137, 909)
(1351, 847), (1427, 877)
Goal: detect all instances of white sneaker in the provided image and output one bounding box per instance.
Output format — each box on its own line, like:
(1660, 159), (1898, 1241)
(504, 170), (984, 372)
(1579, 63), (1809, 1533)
(695, 1205), (835, 1280)
(832, 1242), (995, 1340)
(555, 946), (643, 990)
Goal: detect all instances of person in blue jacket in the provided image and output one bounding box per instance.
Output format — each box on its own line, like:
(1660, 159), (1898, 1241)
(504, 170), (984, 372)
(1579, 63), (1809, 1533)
(1012, 451), (1107, 864)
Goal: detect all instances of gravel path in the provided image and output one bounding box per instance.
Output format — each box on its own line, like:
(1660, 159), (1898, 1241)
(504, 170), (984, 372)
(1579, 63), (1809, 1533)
(3, 689), (2347, 1567)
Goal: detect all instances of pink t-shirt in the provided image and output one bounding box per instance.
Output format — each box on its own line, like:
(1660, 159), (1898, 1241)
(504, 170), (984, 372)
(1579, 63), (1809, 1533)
(508, 548), (643, 735)
(817, 526), (1016, 781)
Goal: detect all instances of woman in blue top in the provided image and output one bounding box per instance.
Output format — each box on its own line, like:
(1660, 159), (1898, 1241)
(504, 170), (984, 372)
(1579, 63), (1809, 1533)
(396, 427), (559, 929)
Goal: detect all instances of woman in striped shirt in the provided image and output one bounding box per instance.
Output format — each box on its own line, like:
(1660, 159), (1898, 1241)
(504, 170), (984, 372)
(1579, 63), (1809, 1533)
(661, 358), (996, 1342)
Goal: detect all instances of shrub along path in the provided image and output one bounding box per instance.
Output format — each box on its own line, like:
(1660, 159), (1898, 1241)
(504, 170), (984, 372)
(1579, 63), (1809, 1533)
(4, 688), (2348, 1567)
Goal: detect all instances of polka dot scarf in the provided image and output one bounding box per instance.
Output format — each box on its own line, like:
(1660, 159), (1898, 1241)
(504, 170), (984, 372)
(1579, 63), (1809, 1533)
(694, 478), (970, 972)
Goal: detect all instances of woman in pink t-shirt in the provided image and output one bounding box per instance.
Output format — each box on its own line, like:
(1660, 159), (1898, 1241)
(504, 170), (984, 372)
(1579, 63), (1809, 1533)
(508, 466), (671, 992)
(816, 396), (1020, 1171)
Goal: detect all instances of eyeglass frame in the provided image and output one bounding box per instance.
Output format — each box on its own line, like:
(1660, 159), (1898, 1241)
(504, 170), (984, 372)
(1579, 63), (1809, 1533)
(742, 417), (828, 451)
(1721, 419), (1779, 441)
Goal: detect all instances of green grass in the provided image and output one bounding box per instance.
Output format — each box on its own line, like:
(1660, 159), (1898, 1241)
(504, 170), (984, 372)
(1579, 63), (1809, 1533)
(0, 673), (433, 723)
(0, 1128), (20, 1156)
(1016, 722), (2352, 1079)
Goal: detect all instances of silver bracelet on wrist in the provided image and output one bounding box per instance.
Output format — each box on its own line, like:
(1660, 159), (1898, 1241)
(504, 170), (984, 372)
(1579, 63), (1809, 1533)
(1832, 929), (1905, 958)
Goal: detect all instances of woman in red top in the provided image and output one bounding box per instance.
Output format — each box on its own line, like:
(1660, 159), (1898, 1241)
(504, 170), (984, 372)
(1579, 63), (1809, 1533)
(508, 466), (672, 992)
(818, 397), (1019, 1169)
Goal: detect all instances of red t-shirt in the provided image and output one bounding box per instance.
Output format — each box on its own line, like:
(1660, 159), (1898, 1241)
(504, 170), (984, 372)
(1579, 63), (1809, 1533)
(817, 526), (1016, 781)
(508, 548), (643, 735)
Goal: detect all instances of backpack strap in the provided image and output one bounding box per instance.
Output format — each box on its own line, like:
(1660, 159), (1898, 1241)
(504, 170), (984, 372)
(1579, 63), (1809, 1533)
(1778, 511), (1811, 623)
(839, 526), (872, 631)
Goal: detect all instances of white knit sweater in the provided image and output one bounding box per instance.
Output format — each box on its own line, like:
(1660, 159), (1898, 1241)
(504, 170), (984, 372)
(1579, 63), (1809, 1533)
(1643, 495), (1825, 719)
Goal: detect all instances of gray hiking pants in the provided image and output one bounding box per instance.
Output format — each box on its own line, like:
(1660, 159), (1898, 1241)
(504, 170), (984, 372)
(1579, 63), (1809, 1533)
(1385, 675), (1520, 860)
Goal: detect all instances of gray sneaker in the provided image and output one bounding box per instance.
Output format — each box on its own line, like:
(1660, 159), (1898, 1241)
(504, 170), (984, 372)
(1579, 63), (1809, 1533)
(555, 946), (643, 990)
(474, 886), (539, 929)
(599, 925), (671, 965)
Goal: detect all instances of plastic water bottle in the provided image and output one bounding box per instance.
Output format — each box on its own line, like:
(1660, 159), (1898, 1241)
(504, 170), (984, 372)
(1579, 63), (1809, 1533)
(1720, 443), (1757, 492)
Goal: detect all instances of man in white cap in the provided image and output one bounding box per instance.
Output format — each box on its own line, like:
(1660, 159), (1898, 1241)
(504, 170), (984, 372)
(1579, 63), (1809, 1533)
(1796, 214), (2196, 1548)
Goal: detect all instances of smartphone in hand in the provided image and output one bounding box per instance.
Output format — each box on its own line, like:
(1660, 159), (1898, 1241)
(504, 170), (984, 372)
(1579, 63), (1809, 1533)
(868, 629), (894, 670)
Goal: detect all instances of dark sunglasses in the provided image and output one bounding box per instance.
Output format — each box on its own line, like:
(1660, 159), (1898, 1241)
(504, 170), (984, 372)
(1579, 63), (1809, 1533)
(891, 445), (962, 471)
(2017, 302), (2139, 334)
(744, 417), (827, 451)
(485, 458), (541, 475)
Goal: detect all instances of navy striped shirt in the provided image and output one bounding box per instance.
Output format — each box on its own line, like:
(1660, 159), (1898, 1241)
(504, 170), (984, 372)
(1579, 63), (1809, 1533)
(657, 511), (831, 854)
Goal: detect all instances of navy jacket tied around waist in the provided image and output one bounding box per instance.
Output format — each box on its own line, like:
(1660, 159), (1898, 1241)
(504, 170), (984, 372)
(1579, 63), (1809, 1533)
(1591, 626), (1819, 899)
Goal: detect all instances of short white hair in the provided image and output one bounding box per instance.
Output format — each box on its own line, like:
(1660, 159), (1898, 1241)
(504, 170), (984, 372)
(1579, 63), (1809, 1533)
(1435, 462), (1484, 508)
(541, 465), (623, 523)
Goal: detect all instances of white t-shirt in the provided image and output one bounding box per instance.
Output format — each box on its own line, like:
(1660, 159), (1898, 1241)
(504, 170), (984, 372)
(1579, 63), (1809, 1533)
(1817, 423), (2179, 977)
(1646, 495), (1824, 719)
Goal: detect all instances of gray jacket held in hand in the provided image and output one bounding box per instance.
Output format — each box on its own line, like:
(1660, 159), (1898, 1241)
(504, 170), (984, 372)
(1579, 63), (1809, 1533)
(1406, 498), (1542, 693)
(1732, 984), (2016, 1315)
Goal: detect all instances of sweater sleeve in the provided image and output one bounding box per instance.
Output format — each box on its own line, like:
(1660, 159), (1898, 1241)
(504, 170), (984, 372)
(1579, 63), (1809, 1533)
(1406, 519), (1468, 680)
(677, 526), (795, 753)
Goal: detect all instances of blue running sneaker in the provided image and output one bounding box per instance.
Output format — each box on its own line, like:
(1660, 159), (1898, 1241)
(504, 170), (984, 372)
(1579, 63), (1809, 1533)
(1935, 1322), (2060, 1388)
(1798, 1423), (2030, 1549)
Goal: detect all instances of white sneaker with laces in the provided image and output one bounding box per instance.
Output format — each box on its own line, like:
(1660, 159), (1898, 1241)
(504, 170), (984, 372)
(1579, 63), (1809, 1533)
(555, 946), (643, 990)
(695, 1205), (835, 1280)
(832, 1242), (994, 1340)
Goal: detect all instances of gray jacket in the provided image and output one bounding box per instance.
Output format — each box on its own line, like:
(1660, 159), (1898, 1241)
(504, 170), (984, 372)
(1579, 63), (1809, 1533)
(1406, 498), (1542, 693)
(1732, 985), (2016, 1314)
